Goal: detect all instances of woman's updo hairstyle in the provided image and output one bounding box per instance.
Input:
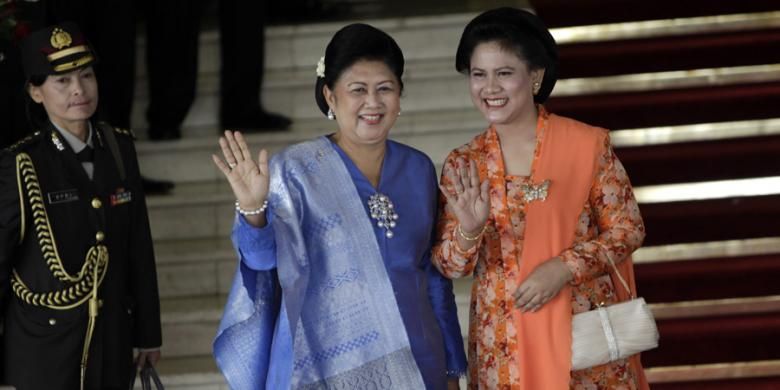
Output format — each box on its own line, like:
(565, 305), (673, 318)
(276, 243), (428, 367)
(314, 23), (405, 116)
(455, 7), (558, 103)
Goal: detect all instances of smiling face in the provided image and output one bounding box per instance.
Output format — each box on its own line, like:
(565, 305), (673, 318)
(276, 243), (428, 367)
(468, 41), (544, 129)
(323, 60), (401, 147)
(28, 66), (98, 131)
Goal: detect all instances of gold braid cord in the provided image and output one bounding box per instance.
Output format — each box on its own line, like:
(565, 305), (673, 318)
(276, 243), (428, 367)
(10, 245), (108, 310)
(11, 153), (109, 390)
(16, 153), (99, 284)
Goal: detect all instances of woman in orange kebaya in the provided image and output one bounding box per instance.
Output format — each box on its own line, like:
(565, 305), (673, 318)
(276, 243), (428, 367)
(432, 8), (649, 389)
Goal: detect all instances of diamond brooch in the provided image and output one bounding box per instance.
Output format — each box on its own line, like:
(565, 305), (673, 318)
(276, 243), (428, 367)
(368, 193), (399, 238)
(521, 179), (551, 203)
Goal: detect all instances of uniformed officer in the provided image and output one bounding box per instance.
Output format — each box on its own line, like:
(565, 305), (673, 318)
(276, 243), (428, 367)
(0, 22), (162, 390)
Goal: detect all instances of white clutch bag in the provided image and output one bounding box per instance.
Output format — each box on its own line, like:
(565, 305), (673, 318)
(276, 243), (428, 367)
(570, 250), (660, 371)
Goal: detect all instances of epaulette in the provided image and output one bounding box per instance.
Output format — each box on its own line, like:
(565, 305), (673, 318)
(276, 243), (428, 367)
(2, 131), (43, 154)
(97, 121), (136, 140)
(113, 127), (137, 139)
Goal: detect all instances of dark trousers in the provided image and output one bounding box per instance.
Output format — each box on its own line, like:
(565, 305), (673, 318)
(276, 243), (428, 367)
(144, 0), (203, 133)
(218, 0), (266, 121)
(144, 0), (267, 135)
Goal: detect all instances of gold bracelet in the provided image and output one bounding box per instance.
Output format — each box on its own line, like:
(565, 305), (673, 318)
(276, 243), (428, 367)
(457, 223), (487, 241)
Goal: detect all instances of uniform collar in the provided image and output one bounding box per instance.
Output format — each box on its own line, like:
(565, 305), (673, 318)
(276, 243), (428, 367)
(51, 121), (93, 153)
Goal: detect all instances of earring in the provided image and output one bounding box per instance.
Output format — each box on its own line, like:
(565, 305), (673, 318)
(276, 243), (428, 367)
(533, 81), (541, 95)
(398, 109), (402, 117)
(327, 108), (335, 120)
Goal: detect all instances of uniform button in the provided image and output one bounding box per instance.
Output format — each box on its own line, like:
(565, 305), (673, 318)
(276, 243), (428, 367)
(49, 318), (57, 326)
(95, 231), (105, 242)
(91, 198), (102, 209)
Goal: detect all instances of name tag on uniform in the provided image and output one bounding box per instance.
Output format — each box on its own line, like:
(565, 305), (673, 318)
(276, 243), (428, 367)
(47, 189), (80, 204)
(110, 188), (132, 206)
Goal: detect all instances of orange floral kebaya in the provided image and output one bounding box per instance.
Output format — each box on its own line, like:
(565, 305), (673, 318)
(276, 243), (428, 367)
(433, 107), (647, 389)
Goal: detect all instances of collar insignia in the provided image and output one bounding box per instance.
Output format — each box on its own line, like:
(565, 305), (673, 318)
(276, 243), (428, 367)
(51, 131), (65, 151)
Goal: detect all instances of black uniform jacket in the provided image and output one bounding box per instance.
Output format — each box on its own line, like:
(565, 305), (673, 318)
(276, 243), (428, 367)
(0, 121), (162, 389)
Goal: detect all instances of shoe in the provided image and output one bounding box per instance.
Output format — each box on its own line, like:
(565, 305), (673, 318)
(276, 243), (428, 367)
(141, 176), (175, 195)
(147, 127), (181, 141)
(221, 110), (292, 132)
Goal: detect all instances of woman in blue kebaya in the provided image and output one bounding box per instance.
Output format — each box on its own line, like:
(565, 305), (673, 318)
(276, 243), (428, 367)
(211, 23), (467, 389)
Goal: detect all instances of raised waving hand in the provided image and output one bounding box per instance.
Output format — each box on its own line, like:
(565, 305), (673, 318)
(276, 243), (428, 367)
(212, 131), (270, 227)
(440, 157), (490, 249)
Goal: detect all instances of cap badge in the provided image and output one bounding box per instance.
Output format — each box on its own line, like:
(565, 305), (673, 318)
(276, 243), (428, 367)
(50, 28), (73, 50)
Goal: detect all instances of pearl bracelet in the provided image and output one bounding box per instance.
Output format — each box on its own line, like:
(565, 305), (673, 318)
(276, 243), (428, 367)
(235, 200), (268, 216)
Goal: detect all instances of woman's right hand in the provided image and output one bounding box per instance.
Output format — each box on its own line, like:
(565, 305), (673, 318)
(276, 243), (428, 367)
(440, 157), (490, 238)
(212, 130), (270, 226)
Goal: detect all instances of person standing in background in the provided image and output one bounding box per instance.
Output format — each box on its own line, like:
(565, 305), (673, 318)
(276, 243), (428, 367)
(145, 0), (291, 141)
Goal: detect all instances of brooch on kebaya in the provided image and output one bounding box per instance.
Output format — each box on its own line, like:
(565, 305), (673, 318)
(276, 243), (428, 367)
(368, 193), (399, 238)
(521, 179), (551, 203)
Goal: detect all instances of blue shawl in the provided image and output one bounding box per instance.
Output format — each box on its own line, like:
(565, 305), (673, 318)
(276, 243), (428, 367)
(213, 137), (426, 389)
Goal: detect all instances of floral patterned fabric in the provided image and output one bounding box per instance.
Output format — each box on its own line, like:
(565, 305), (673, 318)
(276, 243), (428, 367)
(432, 108), (646, 389)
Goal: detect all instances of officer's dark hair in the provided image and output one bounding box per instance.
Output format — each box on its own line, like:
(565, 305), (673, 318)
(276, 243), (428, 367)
(455, 7), (558, 103)
(25, 74), (50, 130)
(314, 23), (405, 116)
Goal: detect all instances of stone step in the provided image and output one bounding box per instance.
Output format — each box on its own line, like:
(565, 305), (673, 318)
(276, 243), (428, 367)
(154, 238), (235, 299)
(135, 356), (224, 390)
(147, 357), (780, 390)
(127, 8), (780, 132)
(135, 108), (486, 182)
(639, 190), (780, 245)
(156, 291), (780, 359)
(155, 235), (780, 308)
(134, 113), (780, 184)
(618, 134), (780, 186)
(132, 10), (780, 80)
(158, 279), (472, 359)
(636, 252), (780, 302)
(559, 27), (780, 79)
(646, 359), (780, 389)
(151, 230), (780, 301)
(129, 61), (780, 134)
(547, 79), (780, 131)
(146, 173), (780, 244)
(645, 306), (780, 366)
(534, 0), (780, 28)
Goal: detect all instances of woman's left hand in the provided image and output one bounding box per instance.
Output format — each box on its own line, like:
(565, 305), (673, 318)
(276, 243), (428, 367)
(513, 257), (573, 312)
(447, 378), (461, 390)
(135, 349), (161, 369)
